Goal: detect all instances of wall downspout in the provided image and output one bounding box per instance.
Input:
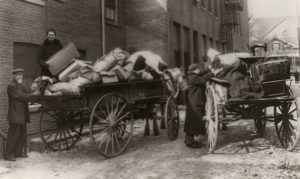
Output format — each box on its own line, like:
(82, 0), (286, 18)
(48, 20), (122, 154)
(101, 0), (106, 55)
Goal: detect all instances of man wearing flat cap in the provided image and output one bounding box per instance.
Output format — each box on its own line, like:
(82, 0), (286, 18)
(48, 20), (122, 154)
(5, 69), (32, 161)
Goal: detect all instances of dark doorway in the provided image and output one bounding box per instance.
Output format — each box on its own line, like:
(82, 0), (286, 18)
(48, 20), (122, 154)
(13, 42), (41, 91)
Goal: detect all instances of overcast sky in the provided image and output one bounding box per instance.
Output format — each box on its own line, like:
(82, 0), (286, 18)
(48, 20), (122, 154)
(248, 0), (300, 18)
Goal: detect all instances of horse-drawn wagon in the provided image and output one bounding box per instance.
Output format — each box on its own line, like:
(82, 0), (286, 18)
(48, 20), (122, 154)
(34, 77), (180, 158)
(204, 55), (300, 153)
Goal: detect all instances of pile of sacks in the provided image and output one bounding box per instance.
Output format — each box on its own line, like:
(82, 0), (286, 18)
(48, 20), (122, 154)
(207, 48), (256, 98)
(31, 47), (168, 96)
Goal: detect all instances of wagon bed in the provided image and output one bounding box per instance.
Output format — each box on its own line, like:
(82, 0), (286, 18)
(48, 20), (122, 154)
(34, 79), (180, 158)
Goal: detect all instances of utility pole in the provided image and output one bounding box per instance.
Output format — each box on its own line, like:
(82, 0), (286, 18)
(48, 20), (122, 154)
(296, 0), (300, 58)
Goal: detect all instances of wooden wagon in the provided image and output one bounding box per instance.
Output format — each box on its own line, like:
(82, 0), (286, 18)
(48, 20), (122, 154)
(34, 78), (180, 158)
(204, 56), (300, 153)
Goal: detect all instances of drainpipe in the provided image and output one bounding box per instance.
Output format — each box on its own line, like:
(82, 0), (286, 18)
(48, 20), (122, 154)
(101, 0), (106, 55)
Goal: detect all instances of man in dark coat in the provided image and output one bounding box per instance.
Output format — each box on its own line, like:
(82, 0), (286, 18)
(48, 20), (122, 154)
(184, 63), (213, 148)
(5, 69), (32, 161)
(38, 29), (63, 77)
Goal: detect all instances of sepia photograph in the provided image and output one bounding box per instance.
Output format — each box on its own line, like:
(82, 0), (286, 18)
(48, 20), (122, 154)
(0, 0), (300, 178)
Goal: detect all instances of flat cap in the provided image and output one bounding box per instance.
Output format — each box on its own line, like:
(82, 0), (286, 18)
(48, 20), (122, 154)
(12, 69), (24, 75)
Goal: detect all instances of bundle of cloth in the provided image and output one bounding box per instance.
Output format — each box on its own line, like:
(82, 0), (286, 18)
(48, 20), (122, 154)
(207, 48), (263, 99)
(31, 47), (169, 96)
(93, 49), (168, 82)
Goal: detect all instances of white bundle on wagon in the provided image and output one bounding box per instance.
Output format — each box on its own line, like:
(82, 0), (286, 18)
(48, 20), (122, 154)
(123, 50), (168, 81)
(32, 45), (171, 96)
(207, 48), (253, 98)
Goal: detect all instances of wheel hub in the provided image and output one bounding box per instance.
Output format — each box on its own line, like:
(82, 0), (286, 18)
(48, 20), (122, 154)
(57, 115), (67, 128)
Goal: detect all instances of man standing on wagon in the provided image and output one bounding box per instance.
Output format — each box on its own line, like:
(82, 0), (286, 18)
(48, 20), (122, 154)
(184, 63), (213, 148)
(4, 69), (32, 161)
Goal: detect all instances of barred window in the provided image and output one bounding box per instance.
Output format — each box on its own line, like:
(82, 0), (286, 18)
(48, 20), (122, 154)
(105, 0), (118, 22)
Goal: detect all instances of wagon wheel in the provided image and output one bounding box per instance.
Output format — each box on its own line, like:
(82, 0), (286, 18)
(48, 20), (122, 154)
(39, 110), (83, 151)
(165, 96), (180, 140)
(274, 100), (300, 150)
(89, 93), (133, 158)
(287, 86), (294, 97)
(162, 71), (179, 99)
(205, 86), (219, 153)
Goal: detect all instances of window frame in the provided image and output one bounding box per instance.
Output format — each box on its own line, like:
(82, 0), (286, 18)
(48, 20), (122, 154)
(105, 0), (119, 24)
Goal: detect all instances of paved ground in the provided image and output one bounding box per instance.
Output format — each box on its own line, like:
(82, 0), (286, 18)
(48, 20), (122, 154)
(0, 109), (300, 179)
(1, 84), (300, 179)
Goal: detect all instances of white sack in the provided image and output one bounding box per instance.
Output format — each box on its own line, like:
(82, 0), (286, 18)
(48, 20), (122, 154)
(124, 51), (167, 74)
(218, 53), (250, 66)
(49, 82), (80, 95)
(93, 48), (129, 72)
(207, 48), (221, 63)
(58, 59), (88, 82)
(49, 76), (92, 95)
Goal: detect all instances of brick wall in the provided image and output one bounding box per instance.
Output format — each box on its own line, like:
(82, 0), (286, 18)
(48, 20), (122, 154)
(45, 0), (102, 61)
(0, 0), (120, 139)
(0, 0), (14, 132)
(168, 0), (222, 68)
(125, 0), (169, 63)
(232, 0), (249, 52)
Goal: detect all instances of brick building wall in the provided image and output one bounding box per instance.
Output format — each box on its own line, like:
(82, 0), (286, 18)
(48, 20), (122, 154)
(169, 0), (222, 70)
(125, 0), (169, 62)
(0, 0), (125, 138)
(45, 0), (102, 61)
(231, 0), (249, 52)
(0, 0), (14, 133)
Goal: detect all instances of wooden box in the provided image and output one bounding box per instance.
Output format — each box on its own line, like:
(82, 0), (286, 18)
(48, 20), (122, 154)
(46, 42), (80, 75)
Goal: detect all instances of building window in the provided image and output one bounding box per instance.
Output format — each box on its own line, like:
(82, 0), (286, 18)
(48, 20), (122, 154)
(193, 0), (200, 5)
(193, 31), (199, 63)
(208, 0), (212, 12)
(202, 35), (207, 62)
(214, 0), (218, 16)
(77, 49), (87, 60)
(173, 22), (181, 67)
(201, 0), (205, 8)
(272, 43), (279, 51)
(105, 0), (118, 22)
(238, 13), (241, 35)
(183, 27), (190, 73)
(209, 38), (214, 49)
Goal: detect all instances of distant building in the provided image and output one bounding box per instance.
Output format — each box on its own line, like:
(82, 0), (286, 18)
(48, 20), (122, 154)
(249, 16), (300, 72)
(126, 0), (250, 72)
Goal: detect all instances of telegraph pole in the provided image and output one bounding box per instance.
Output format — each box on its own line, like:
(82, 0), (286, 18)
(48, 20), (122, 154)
(296, 0), (300, 57)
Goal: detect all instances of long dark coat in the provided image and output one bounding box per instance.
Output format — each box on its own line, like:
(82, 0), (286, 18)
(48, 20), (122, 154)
(38, 39), (63, 76)
(7, 80), (31, 124)
(184, 70), (213, 135)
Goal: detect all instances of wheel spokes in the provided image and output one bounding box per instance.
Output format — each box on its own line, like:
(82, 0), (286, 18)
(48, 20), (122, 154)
(90, 93), (133, 157)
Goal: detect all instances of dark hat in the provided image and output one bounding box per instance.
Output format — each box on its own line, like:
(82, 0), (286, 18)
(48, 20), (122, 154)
(12, 69), (24, 75)
(188, 63), (199, 73)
